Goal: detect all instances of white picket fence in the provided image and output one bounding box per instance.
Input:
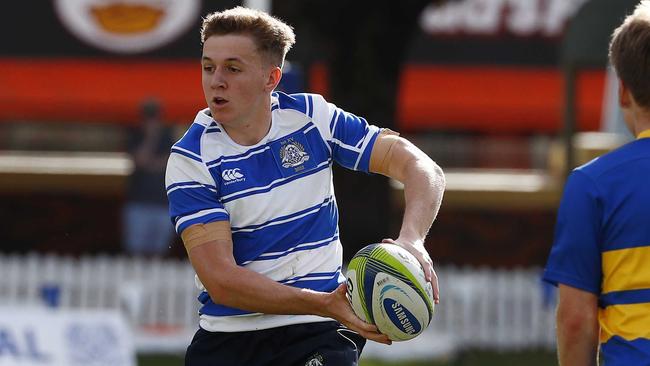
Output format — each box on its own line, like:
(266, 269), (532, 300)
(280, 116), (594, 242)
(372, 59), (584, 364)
(0, 254), (557, 355)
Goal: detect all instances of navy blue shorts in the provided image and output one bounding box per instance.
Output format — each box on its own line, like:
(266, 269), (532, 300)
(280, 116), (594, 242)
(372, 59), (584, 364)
(185, 321), (366, 366)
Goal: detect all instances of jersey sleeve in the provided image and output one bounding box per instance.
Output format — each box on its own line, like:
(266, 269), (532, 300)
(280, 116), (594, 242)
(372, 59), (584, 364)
(543, 170), (603, 294)
(310, 94), (381, 172)
(165, 151), (229, 235)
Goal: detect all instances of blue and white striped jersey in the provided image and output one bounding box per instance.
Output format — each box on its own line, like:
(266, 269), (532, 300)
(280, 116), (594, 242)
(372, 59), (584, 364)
(165, 92), (381, 332)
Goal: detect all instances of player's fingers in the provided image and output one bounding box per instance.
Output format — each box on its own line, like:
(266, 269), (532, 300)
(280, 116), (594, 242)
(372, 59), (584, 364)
(349, 317), (379, 334)
(342, 310), (388, 339)
(348, 321), (391, 344)
(361, 331), (392, 345)
(414, 251), (438, 302)
(385, 239), (432, 277)
(341, 318), (388, 343)
(431, 268), (440, 303)
(419, 255), (433, 283)
(335, 285), (385, 337)
(380, 238), (438, 302)
(410, 250), (432, 283)
(335, 282), (348, 296)
(418, 250), (434, 282)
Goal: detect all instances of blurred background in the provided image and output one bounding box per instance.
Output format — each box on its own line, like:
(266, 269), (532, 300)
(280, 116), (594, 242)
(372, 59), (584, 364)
(0, 0), (639, 365)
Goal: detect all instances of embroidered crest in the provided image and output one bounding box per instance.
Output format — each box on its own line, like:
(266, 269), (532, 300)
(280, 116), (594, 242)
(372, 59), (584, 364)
(270, 132), (317, 177)
(280, 141), (310, 168)
(305, 353), (324, 366)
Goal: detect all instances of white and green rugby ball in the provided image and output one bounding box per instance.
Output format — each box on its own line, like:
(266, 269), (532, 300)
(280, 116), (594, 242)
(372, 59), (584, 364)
(346, 243), (434, 341)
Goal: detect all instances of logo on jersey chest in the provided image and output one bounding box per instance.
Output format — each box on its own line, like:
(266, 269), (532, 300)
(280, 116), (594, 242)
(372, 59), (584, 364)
(221, 168), (245, 185)
(280, 141), (310, 168)
(271, 132), (317, 178)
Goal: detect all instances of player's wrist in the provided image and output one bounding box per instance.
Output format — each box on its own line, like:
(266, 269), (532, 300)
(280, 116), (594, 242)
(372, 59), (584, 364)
(298, 288), (330, 317)
(395, 233), (426, 248)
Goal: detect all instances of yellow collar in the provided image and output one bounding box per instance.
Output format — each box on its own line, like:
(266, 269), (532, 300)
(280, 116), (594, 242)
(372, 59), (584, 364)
(638, 130), (650, 139)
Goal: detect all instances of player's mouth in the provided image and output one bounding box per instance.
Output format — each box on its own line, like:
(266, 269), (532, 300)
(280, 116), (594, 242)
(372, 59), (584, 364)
(212, 97), (229, 107)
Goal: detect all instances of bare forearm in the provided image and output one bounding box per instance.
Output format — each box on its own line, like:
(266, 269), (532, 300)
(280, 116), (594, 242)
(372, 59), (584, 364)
(399, 157), (445, 241)
(188, 243), (330, 317)
(369, 135), (444, 299)
(202, 264), (328, 316)
(556, 285), (599, 366)
(557, 324), (598, 365)
(557, 315), (599, 365)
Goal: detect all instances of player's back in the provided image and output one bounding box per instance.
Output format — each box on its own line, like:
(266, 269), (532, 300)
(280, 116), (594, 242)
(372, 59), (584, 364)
(577, 137), (650, 364)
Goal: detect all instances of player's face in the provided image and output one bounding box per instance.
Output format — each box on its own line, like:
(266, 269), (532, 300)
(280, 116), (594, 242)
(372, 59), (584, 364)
(201, 34), (276, 129)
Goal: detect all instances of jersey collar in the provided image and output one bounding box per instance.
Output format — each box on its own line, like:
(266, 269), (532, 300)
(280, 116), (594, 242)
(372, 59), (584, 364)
(637, 129), (650, 139)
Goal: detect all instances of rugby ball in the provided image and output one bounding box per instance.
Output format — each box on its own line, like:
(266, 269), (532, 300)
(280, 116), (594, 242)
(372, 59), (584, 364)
(346, 243), (434, 341)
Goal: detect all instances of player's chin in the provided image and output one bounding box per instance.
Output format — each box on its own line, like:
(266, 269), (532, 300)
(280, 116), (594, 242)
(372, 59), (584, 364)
(209, 108), (230, 123)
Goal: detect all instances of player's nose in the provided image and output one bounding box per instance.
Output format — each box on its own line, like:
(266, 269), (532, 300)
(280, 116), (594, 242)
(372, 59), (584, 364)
(210, 68), (227, 89)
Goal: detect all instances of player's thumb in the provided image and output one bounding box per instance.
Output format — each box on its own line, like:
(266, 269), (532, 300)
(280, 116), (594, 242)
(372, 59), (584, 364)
(335, 282), (348, 298)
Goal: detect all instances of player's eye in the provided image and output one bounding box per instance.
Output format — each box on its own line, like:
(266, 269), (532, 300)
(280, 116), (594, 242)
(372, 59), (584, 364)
(203, 65), (214, 73)
(228, 66), (241, 73)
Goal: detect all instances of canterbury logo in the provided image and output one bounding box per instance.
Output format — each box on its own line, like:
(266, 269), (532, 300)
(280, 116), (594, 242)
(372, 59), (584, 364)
(222, 168), (245, 182)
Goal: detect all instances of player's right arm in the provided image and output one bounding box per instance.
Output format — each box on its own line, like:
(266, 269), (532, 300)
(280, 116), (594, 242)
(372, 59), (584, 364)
(543, 171), (602, 365)
(556, 284), (599, 366)
(166, 133), (388, 343)
(182, 221), (390, 344)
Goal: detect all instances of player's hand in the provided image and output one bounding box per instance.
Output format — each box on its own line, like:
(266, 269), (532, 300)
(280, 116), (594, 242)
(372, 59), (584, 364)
(325, 283), (392, 345)
(382, 238), (439, 304)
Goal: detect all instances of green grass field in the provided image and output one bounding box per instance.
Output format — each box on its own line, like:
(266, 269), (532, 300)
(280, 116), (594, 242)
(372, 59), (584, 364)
(361, 350), (556, 366)
(138, 349), (557, 366)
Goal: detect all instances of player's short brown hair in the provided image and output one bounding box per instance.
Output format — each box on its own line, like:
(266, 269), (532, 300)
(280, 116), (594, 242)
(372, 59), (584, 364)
(609, 0), (650, 109)
(201, 7), (296, 68)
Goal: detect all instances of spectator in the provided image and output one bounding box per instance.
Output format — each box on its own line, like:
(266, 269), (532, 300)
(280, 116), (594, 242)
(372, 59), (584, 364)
(123, 99), (175, 256)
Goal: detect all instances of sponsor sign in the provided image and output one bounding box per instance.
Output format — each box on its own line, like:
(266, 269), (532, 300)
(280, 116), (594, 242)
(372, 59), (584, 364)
(420, 0), (588, 37)
(0, 307), (135, 366)
(54, 0), (201, 54)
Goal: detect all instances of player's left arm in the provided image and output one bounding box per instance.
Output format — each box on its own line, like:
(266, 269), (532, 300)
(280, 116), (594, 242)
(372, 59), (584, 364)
(556, 284), (599, 365)
(369, 130), (445, 302)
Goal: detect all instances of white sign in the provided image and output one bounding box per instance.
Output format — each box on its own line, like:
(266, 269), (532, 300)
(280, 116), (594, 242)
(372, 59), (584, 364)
(54, 0), (201, 54)
(420, 0), (589, 37)
(0, 307), (135, 366)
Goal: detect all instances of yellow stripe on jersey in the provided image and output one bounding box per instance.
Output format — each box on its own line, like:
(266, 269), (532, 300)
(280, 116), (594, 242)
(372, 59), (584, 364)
(602, 246), (650, 293)
(599, 302), (650, 343)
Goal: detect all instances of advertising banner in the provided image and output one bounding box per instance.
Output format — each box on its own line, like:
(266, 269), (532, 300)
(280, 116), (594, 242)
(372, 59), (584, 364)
(0, 307), (135, 366)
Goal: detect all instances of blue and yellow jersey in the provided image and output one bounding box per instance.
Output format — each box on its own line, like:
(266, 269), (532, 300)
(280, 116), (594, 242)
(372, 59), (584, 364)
(544, 131), (650, 364)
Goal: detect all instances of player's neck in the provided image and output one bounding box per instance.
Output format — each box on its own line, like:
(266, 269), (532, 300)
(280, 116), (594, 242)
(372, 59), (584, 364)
(636, 125), (650, 139)
(223, 105), (272, 146)
(632, 108), (650, 138)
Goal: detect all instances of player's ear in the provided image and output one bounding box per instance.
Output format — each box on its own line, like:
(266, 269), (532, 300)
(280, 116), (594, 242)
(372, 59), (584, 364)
(618, 80), (632, 109)
(264, 66), (282, 92)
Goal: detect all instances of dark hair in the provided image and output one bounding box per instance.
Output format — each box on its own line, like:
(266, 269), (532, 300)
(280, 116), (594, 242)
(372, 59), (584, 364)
(609, 1), (650, 109)
(200, 7), (296, 67)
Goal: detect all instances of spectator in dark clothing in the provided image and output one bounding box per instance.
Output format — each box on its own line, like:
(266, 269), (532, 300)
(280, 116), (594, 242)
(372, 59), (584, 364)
(123, 99), (175, 256)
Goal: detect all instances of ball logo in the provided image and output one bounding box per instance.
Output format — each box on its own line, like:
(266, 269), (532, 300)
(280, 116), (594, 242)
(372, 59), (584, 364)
(383, 299), (421, 335)
(54, 0), (200, 54)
